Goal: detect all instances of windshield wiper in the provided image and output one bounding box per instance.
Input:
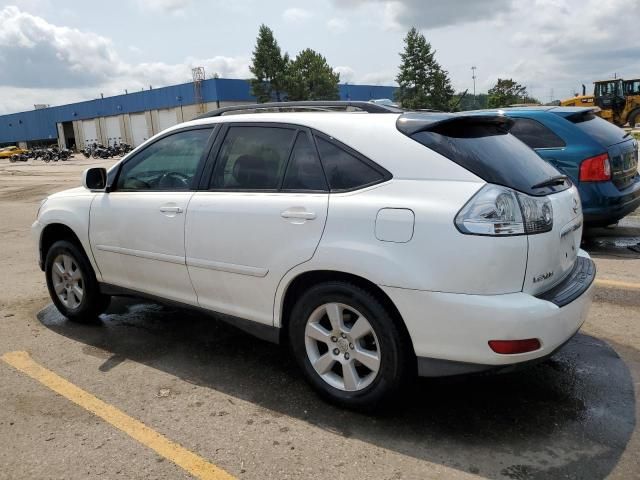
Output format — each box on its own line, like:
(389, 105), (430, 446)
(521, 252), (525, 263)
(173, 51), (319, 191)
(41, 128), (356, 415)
(531, 175), (568, 189)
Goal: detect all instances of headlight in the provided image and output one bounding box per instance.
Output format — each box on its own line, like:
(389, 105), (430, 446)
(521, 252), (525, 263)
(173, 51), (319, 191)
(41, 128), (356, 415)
(455, 184), (553, 236)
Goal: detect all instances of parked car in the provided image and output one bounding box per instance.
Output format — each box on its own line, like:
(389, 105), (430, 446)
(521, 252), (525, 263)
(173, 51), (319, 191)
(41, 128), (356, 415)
(32, 101), (595, 409)
(486, 106), (640, 227)
(0, 145), (28, 158)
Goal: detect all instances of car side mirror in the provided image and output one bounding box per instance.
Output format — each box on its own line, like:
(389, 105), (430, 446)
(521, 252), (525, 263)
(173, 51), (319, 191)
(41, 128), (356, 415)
(82, 167), (107, 191)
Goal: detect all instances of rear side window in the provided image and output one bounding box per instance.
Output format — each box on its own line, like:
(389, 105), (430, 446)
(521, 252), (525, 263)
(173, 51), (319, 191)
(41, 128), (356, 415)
(563, 111), (627, 147)
(409, 120), (566, 196)
(510, 118), (566, 149)
(282, 133), (328, 191)
(211, 126), (296, 190)
(314, 136), (385, 191)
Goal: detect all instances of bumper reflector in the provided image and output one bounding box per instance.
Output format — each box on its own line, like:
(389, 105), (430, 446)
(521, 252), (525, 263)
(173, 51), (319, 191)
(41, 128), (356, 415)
(488, 338), (541, 354)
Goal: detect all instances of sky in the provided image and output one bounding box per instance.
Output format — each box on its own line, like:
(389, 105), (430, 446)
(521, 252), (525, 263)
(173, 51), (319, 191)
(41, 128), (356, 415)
(0, 0), (639, 114)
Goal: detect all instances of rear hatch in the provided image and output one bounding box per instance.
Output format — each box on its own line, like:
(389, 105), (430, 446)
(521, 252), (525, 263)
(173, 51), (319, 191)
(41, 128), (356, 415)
(398, 112), (584, 295)
(522, 185), (583, 295)
(560, 110), (639, 189)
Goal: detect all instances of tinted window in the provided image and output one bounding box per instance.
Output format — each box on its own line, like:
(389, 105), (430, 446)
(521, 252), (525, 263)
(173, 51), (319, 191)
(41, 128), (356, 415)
(510, 118), (565, 149)
(116, 129), (211, 190)
(563, 111), (627, 147)
(314, 136), (384, 191)
(282, 133), (327, 191)
(409, 120), (566, 196)
(211, 126), (296, 189)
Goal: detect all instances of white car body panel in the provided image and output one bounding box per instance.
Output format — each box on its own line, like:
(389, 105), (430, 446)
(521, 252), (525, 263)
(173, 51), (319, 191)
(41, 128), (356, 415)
(185, 191), (328, 324)
(90, 191), (197, 304)
(382, 252), (593, 363)
(32, 187), (100, 277)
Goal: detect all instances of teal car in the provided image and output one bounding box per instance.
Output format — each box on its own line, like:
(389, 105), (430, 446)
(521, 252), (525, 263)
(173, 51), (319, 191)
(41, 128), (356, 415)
(488, 107), (639, 227)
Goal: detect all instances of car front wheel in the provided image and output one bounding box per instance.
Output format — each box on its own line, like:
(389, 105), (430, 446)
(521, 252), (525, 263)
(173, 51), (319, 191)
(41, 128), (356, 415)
(45, 240), (110, 323)
(289, 281), (412, 410)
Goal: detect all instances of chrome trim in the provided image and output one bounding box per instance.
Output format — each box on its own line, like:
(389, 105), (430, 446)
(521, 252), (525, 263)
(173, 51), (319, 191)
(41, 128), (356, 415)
(186, 257), (268, 277)
(95, 244), (185, 265)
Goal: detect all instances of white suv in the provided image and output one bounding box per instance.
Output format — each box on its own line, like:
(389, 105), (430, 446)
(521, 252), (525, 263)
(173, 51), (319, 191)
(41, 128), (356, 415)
(33, 102), (595, 409)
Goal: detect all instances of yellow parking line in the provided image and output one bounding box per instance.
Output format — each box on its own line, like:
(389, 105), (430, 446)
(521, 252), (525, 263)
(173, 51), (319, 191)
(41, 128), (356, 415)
(1, 351), (236, 480)
(595, 278), (640, 291)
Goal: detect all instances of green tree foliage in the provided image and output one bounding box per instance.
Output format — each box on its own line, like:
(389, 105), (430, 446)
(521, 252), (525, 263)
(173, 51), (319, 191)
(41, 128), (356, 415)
(249, 24), (289, 102)
(487, 78), (539, 107)
(395, 27), (454, 111)
(285, 49), (340, 101)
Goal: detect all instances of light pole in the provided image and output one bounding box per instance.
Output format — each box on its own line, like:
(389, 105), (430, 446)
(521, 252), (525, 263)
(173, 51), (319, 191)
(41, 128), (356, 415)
(471, 66), (477, 108)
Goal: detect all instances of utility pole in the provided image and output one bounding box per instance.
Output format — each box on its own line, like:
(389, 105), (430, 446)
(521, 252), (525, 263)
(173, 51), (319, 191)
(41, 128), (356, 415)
(471, 66), (477, 108)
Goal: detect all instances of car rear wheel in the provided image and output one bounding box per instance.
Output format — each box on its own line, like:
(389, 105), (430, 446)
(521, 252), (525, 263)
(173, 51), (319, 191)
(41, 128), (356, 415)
(45, 240), (110, 323)
(289, 281), (412, 410)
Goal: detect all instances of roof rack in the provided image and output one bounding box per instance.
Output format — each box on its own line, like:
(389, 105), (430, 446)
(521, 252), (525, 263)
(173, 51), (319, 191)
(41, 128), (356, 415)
(195, 100), (404, 119)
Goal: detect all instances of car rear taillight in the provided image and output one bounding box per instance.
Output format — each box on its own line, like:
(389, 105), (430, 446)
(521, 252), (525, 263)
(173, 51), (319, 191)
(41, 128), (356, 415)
(488, 339), (541, 354)
(579, 153), (611, 182)
(455, 184), (553, 236)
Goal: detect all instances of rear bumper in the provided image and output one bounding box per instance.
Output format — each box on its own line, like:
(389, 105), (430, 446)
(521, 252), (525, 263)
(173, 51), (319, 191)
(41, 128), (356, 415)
(580, 176), (640, 226)
(382, 252), (595, 376)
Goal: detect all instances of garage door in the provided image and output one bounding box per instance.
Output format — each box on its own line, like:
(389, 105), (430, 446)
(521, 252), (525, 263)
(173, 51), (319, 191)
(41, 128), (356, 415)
(82, 120), (98, 146)
(157, 109), (178, 132)
(105, 116), (122, 146)
(130, 113), (149, 147)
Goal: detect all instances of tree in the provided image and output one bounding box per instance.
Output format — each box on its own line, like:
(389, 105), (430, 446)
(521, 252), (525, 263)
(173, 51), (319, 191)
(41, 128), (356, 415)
(395, 27), (454, 111)
(487, 78), (539, 107)
(249, 24), (289, 102)
(285, 49), (340, 101)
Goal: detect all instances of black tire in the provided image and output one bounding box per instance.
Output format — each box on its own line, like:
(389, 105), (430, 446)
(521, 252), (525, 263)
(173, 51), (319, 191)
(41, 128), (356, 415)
(288, 281), (413, 410)
(45, 240), (110, 323)
(629, 112), (639, 129)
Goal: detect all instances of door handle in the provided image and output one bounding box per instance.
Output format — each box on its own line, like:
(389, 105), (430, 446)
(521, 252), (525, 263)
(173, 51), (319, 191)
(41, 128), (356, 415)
(281, 209), (316, 220)
(160, 206), (183, 214)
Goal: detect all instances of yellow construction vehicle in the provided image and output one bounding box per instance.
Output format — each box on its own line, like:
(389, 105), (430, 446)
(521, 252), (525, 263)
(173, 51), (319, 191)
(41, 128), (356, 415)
(561, 79), (640, 127)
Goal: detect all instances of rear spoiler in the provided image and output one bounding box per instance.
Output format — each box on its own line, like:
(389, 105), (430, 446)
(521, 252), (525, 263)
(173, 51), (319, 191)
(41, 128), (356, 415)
(396, 112), (514, 136)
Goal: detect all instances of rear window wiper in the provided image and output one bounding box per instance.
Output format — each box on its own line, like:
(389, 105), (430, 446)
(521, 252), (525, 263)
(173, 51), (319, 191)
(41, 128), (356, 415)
(531, 175), (568, 189)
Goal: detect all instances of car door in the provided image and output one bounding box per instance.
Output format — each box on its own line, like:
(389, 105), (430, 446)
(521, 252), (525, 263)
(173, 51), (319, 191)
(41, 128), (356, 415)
(90, 127), (215, 304)
(186, 124), (329, 325)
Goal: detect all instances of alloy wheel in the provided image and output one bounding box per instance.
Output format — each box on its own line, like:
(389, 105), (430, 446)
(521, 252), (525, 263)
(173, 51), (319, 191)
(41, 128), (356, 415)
(51, 253), (84, 309)
(304, 302), (381, 392)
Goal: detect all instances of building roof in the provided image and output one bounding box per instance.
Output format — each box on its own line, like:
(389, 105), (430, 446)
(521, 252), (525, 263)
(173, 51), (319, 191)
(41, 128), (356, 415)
(0, 78), (397, 143)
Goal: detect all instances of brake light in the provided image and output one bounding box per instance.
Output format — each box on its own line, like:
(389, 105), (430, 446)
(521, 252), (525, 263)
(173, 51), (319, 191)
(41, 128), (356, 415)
(579, 153), (611, 182)
(488, 339), (541, 354)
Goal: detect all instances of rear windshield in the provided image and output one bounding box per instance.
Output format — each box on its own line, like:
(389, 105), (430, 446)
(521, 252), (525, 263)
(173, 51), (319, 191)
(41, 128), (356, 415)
(562, 111), (627, 147)
(409, 120), (567, 196)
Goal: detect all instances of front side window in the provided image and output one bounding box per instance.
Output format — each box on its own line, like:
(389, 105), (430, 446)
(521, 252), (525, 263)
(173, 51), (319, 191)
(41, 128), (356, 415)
(510, 118), (566, 149)
(116, 129), (212, 190)
(314, 136), (385, 191)
(211, 126), (296, 190)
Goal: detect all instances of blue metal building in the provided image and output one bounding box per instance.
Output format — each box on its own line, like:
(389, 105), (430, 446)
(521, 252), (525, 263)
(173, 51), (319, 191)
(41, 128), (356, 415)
(0, 78), (397, 146)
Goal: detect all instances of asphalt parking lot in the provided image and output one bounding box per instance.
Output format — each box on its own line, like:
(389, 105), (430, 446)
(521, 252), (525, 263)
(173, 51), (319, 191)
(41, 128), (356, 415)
(1, 157), (639, 479)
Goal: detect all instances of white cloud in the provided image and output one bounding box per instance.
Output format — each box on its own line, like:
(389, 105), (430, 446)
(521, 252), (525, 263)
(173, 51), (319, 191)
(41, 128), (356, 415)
(332, 65), (396, 86)
(282, 7), (313, 23)
(327, 17), (348, 33)
(136, 0), (191, 15)
(334, 66), (355, 82)
(0, 6), (249, 113)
